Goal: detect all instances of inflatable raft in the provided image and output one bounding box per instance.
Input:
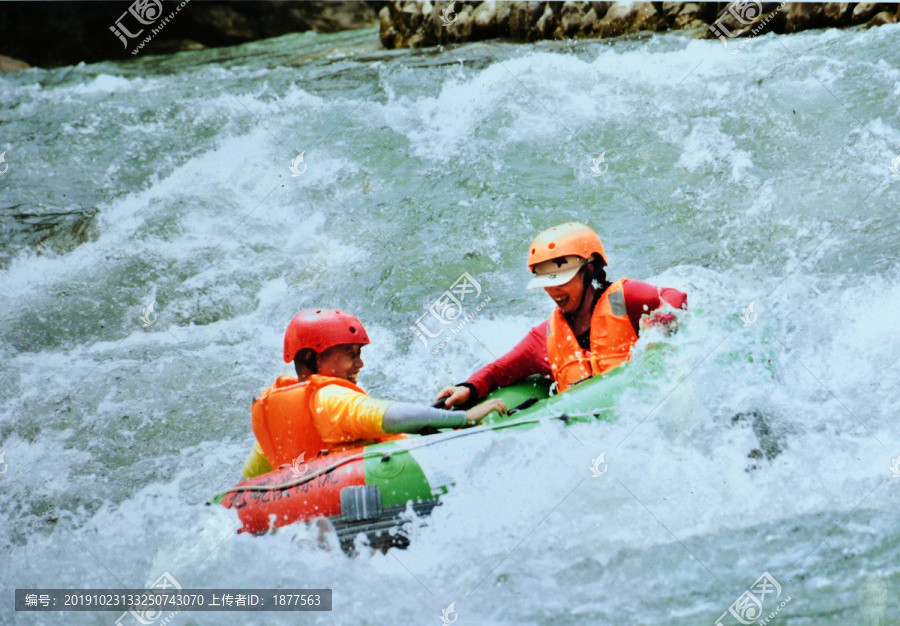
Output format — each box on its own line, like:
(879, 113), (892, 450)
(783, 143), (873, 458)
(213, 364), (638, 553)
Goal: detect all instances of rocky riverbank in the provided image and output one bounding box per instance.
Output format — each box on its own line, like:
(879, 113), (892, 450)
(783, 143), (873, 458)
(1, 2), (896, 71)
(0, 1), (382, 70)
(377, 2), (900, 48)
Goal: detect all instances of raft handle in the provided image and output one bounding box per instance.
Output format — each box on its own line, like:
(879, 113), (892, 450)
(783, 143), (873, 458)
(340, 485), (383, 522)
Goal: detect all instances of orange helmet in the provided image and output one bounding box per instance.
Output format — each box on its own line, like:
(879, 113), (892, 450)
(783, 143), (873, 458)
(283, 309), (370, 363)
(527, 222), (607, 272)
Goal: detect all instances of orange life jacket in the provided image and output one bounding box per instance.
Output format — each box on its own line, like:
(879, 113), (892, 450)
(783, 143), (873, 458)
(250, 374), (365, 469)
(547, 279), (638, 393)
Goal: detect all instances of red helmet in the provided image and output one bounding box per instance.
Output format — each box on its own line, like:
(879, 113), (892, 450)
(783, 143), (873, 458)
(283, 309), (370, 363)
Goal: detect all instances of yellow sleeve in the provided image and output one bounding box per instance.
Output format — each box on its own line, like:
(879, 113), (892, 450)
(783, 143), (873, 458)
(241, 441), (273, 479)
(313, 384), (393, 444)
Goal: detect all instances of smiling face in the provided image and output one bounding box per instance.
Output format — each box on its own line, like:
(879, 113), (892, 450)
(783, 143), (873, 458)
(316, 343), (365, 383)
(543, 264), (592, 315)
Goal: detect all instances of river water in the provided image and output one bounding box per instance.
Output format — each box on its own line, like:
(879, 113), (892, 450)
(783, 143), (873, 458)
(1, 21), (900, 626)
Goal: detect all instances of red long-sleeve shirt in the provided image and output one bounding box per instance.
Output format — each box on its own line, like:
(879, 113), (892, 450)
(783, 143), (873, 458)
(466, 280), (687, 399)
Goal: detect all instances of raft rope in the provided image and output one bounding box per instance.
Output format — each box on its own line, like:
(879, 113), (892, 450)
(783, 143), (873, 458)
(208, 407), (608, 503)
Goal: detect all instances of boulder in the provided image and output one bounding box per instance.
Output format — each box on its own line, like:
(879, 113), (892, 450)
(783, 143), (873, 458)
(851, 3), (887, 23)
(444, 2), (475, 42)
(758, 6), (788, 34)
(508, 1), (546, 40)
(581, 7), (600, 35)
(589, 2), (611, 20)
(534, 3), (557, 38)
(472, 1), (499, 38)
(707, 1), (774, 39)
(661, 1), (683, 20)
(822, 2), (854, 26)
(560, 1), (586, 37)
(378, 5), (402, 47)
(865, 9), (898, 26)
(579, 2), (610, 36)
(785, 2), (828, 32)
(373, 0), (900, 50)
(669, 2), (718, 30)
(596, 1), (659, 37)
(0, 54), (30, 72)
(495, 1), (513, 32)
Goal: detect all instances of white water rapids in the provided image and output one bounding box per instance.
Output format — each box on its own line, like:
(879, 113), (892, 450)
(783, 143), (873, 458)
(1, 22), (900, 626)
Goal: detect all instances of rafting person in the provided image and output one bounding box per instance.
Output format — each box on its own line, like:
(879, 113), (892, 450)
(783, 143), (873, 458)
(242, 309), (507, 478)
(435, 222), (688, 408)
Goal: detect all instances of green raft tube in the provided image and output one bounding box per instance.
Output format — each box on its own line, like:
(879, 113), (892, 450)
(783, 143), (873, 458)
(213, 355), (651, 554)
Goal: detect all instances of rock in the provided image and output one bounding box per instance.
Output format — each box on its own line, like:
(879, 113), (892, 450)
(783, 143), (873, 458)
(758, 6), (788, 34)
(865, 9), (898, 26)
(378, 5), (401, 47)
(668, 2), (718, 30)
(596, 1), (632, 37)
(560, 1), (586, 38)
(472, 1), (499, 37)
(508, 1), (546, 40)
(823, 2), (853, 26)
(444, 2), (475, 42)
(0, 205), (99, 268)
(534, 2), (557, 38)
(785, 2), (828, 32)
(495, 1), (513, 32)
(706, 2), (770, 40)
(379, 0), (900, 49)
(731, 410), (784, 463)
(596, 1), (659, 37)
(581, 7), (600, 35)
(589, 2), (611, 20)
(400, 0), (425, 33)
(580, 2), (611, 36)
(0, 2), (380, 67)
(0, 54), (30, 72)
(661, 1), (683, 20)
(405, 32), (427, 47)
(851, 3), (886, 24)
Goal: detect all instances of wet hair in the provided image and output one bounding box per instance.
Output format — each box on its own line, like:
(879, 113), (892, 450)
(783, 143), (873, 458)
(581, 252), (611, 293)
(293, 348), (317, 378)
